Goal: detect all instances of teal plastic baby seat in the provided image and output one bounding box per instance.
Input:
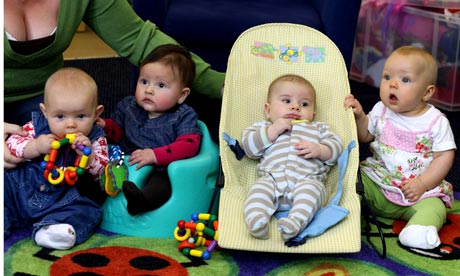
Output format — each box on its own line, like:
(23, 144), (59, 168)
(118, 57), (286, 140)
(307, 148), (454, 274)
(100, 120), (219, 237)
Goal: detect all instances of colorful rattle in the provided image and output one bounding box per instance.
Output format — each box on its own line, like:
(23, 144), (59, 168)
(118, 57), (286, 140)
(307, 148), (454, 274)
(174, 213), (219, 260)
(40, 133), (92, 185)
(99, 145), (128, 196)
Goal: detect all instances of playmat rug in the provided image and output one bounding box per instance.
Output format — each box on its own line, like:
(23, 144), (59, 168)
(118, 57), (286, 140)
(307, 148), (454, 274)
(4, 197), (460, 276)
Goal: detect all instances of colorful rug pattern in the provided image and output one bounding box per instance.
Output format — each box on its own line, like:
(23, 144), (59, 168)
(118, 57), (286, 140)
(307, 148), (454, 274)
(4, 199), (460, 276)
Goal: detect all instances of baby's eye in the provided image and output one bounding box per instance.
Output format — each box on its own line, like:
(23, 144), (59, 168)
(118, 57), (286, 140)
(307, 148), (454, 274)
(383, 74), (390, 81)
(140, 79), (149, 85)
(77, 114), (86, 119)
(402, 77), (410, 83)
(158, 82), (166, 88)
(282, 98), (290, 104)
(56, 114), (64, 119)
(300, 102), (309, 107)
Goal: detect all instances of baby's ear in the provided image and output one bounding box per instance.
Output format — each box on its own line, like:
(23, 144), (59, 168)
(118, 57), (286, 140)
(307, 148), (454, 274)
(96, 105), (104, 119)
(39, 103), (48, 118)
(422, 84), (436, 102)
(177, 87), (191, 104)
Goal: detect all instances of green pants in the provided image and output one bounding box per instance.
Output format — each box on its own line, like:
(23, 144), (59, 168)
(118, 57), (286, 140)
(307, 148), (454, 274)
(361, 172), (446, 230)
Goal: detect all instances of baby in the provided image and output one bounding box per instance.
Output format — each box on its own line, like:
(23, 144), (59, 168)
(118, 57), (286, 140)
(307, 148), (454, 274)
(242, 74), (343, 241)
(345, 45), (456, 250)
(4, 67), (108, 250)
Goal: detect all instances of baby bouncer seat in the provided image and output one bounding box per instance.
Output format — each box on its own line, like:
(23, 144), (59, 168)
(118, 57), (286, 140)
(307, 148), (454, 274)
(100, 120), (219, 237)
(217, 23), (361, 253)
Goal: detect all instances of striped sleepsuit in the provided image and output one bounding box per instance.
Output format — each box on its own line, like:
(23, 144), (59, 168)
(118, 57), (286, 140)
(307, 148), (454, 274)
(242, 120), (342, 241)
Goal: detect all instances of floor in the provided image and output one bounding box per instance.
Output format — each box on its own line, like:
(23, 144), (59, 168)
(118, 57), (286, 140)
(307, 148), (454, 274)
(63, 25), (118, 60)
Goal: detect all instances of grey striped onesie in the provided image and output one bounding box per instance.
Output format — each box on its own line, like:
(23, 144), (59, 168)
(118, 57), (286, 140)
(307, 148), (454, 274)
(242, 120), (342, 241)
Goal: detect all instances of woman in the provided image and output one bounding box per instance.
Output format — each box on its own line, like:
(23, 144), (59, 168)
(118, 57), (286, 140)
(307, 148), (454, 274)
(4, 0), (225, 169)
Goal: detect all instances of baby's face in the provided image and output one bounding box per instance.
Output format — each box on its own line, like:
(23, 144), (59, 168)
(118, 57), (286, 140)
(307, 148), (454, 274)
(42, 89), (98, 138)
(265, 81), (316, 123)
(379, 52), (434, 116)
(134, 62), (189, 119)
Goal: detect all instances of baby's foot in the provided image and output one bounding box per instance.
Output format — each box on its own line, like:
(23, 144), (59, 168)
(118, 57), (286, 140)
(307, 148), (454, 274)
(278, 217), (301, 241)
(122, 181), (147, 216)
(35, 224), (76, 250)
(246, 214), (270, 239)
(399, 224), (440, 250)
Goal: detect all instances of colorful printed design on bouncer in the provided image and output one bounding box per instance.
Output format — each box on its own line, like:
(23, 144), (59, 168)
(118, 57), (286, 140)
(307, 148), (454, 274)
(279, 45), (299, 63)
(40, 133), (92, 185)
(99, 145), (128, 197)
(252, 41), (326, 64)
(174, 213), (219, 260)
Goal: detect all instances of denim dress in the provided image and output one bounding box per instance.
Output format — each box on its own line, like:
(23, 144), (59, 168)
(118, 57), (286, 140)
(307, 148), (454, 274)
(112, 96), (202, 160)
(4, 112), (105, 245)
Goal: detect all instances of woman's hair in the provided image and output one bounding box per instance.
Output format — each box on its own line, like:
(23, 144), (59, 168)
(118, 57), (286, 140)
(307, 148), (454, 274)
(141, 44), (196, 87)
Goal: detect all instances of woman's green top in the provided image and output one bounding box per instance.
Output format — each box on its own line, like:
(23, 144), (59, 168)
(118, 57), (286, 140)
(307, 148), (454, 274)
(4, 0), (224, 103)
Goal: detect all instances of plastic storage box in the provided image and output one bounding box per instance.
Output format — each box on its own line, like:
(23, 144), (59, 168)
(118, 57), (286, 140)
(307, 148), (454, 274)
(351, 0), (460, 111)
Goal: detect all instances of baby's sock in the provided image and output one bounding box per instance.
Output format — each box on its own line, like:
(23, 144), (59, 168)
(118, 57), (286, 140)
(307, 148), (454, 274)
(122, 181), (148, 216)
(278, 217), (301, 241)
(399, 224), (440, 250)
(35, 224), (76, 250)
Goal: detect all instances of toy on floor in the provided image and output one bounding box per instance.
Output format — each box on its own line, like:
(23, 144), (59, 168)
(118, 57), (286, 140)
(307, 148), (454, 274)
(40, 133), (92, 185)
(100, 145), (128, 196)
(173, 213), (219, 260)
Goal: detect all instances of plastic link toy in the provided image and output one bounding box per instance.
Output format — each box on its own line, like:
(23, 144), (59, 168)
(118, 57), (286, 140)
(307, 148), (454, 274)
(40, 133), (92, 185)
(174, 213), (219, 260)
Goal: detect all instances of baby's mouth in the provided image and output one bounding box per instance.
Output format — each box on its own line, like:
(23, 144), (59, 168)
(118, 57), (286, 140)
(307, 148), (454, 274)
(389, 93), (398, 103)
(143, 98), (154, 104)
(286, 114), (300, 120)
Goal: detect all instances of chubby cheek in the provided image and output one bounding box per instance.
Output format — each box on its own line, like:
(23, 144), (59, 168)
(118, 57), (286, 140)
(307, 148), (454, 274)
(47, 121), (65, 137)
(78, 123), (94, 136)
(156, 94), (179, 110)
(134, 89), (144, 104)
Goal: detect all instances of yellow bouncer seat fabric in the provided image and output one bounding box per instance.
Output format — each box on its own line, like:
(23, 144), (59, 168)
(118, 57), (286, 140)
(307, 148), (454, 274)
(217, 23), (361, 253)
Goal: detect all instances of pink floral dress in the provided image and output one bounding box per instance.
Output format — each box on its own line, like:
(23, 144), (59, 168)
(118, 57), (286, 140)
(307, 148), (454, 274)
(361, 103), (454, 207)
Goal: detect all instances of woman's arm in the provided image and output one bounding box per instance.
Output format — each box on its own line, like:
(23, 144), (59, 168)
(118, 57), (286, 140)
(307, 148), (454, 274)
(85, 0), (225, 98)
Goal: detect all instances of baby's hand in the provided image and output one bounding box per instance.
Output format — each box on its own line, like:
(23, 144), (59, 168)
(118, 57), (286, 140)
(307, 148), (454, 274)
(128, 149), (157, 170)
(400, 177), (426, 202)
(344, 94), (365, 119)
(35, 134), (58, 155)
(267, 118), (292, 142)
(95, 118), (106, 128)
(294, 140), (322, 159)
(72, 133), (92, 153)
